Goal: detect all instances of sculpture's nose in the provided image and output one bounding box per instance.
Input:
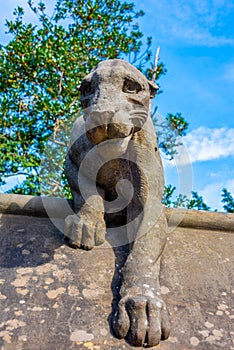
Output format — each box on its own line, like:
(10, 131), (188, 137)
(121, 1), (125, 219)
(89, 110), (115, 127)
(107, 123), (130, 139)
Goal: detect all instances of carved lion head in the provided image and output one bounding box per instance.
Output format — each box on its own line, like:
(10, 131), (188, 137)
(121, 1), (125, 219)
(79, 59), (158, 146)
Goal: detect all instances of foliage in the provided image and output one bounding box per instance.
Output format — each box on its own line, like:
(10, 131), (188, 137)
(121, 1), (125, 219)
(153, 112), (189, 160)
(221, 188), (234, 213)
(0, 0), (148, 196)
(163, 185), (234, 212)
(2, 0), (230, 212)
(0, 0), (186, 197)
(162, 185), (211, 210)
(162, 184), (176, 207)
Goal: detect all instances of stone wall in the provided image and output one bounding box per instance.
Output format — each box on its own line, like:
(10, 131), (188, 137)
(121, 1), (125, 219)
(0, 194), (233, 349)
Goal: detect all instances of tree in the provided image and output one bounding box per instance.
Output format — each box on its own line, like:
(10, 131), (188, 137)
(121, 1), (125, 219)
(221, 188), (234, 213)
(0, 0), (207, 206)
(163, 185), (234, 213)
(162, 185), (211, 211)
(0, 0), (187, 197)
(0, 0), (151, 195)
(153, 112), (189, 160)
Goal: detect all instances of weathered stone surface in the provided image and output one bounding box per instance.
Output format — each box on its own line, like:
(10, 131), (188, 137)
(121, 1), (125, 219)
(0, 213), (233, 349)
(1, 193), (234, 232)
(0, 193), (73, 218)
(63, 59), (170, 347)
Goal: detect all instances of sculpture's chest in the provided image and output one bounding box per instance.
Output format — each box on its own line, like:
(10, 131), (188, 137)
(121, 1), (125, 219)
(70, 138), (134, 189)
(96, 158), (132, 189)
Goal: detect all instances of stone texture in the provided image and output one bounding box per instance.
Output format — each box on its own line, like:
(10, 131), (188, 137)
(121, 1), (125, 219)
(0, 213), (233, 350)
(63, 60), (171, 347)
(1, 194), (234, 232)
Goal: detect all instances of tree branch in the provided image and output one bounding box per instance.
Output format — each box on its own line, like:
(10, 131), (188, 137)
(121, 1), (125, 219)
(151, 46), (160, 82)
(150, 46), (160, 114)
(49, 138), (66, 147)
(58, 71), (64, 95)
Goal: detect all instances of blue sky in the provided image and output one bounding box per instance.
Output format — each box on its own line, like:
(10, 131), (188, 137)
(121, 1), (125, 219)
(1, 0), (234, 210)
(135, 0), (234, 210)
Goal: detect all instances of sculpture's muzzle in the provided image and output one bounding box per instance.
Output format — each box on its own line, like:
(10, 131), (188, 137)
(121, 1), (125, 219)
(85, 109), (133, 145)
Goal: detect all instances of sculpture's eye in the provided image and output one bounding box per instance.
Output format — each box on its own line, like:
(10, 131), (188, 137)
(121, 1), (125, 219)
(123, 79), (142, 94)
(80, 81), (93, 97)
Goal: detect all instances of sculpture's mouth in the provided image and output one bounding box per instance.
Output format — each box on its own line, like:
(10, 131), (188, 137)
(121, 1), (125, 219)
(96, 132), (133, 158)
(86, 123), (134, 145)
(84, 107), (138, 145)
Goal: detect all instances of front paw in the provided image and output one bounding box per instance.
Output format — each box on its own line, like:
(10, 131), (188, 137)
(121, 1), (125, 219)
(64, 214), (106, 250)
(112, 295), (170, 347)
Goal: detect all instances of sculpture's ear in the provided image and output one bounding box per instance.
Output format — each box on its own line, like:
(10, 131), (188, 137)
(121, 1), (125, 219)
(148, 80), (159, 99)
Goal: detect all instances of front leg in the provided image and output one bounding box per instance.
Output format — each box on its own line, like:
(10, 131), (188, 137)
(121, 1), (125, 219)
(65, 156), (106, 250)
(64, 192), (106, 250)
(112, 212), (170, 347)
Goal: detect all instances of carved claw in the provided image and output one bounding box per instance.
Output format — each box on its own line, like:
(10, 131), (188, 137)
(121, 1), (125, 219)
(64, 214), (106, 250)
(112, 295), (170, 347)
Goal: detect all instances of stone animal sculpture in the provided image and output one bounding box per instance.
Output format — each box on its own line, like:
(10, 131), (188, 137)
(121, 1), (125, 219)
(64, 59), (170, 347)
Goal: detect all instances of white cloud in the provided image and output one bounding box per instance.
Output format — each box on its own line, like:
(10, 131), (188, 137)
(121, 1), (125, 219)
(172, 26), (234, 47)
(224, 179), (234, 198)
(144, 0), (234, 47)
(175, 127), (234, 165)
(199, 178), (234, 211)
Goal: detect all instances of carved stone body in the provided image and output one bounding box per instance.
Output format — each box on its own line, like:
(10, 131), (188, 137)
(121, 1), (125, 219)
(65, 59), (170, 347)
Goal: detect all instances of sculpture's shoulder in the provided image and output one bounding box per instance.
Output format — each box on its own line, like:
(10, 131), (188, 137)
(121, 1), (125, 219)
(68, 116), (93, 166)
(69, 115), (85, 145)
